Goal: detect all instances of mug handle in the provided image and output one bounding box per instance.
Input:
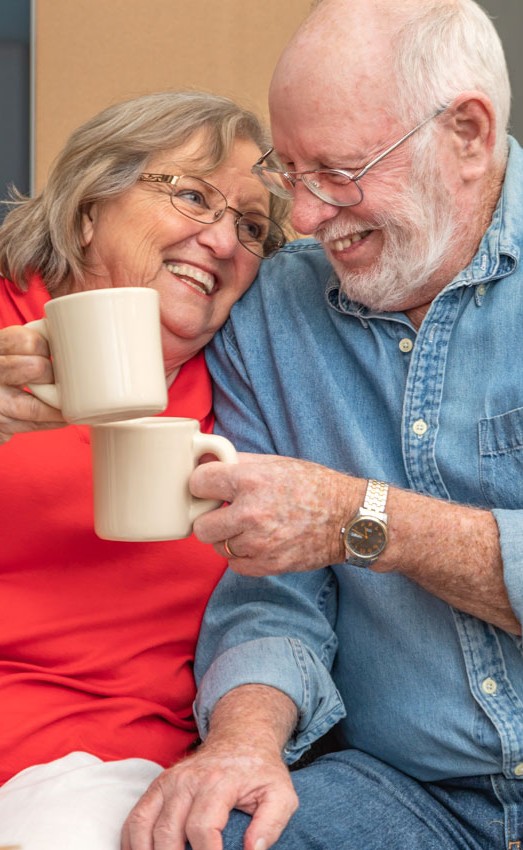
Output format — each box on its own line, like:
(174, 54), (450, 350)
(190, 432), (237, 520)
(24, 318), (62, 410)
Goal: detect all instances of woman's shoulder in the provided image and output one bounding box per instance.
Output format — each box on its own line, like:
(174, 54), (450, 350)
(0, 272), (49, 326)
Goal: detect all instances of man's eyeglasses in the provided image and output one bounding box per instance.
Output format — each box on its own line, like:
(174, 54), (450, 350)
(139, 173), (286, 259)
(251, 107), (446, 208)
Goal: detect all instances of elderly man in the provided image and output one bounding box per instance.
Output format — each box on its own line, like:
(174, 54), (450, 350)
(122, 1), (523, 848)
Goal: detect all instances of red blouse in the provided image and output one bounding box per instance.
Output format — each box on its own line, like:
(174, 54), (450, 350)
(0, 275), (227, 784)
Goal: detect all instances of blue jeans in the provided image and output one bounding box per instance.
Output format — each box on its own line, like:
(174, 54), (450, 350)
(216, 750), (523, 849)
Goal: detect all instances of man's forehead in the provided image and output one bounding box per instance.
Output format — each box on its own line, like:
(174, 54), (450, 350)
(270, 26), (395, 122)
(269, 107), (404, 171)
(270, 72), (397, 151)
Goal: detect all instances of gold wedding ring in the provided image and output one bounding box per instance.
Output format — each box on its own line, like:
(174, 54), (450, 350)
(224, 538), (239, 559)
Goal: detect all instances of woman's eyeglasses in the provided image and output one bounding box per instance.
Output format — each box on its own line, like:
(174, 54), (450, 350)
(139, 173), (286, 259)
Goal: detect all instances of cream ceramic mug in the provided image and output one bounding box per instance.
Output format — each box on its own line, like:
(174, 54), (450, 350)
(91, 416), (237, 541)
(26, 287), (168, 424)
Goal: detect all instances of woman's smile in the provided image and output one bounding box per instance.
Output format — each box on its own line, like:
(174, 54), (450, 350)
(164, 261), (217, 296)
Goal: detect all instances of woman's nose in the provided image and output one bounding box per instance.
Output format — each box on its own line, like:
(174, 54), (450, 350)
(290, 183), (339, 236)
(196, 211), (239, 257)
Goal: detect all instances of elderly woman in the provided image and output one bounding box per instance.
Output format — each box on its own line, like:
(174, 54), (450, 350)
(0, 90), (286, 849)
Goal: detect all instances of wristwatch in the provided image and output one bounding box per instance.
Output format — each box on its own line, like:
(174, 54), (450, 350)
(341, 479), (389, 568)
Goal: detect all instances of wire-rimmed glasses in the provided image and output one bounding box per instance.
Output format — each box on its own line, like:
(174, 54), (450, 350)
(139, 173), (286, 259)
(251, 107), (446, 208)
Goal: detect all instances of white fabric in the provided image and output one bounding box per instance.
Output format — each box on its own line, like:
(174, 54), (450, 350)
(0, 752), (163, 849)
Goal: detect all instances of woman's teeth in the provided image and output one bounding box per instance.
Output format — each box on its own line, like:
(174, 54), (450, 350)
(165, 262), (215, 294)
(331, 230), (371, 251)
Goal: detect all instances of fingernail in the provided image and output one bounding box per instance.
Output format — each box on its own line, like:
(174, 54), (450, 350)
(254, 839), (267, 850)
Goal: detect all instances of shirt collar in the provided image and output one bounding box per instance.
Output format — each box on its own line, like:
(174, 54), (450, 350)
(463, 135), (521, 286)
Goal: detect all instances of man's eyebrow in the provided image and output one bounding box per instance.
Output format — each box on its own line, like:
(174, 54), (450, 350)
(304, 148), (370, 170)
(309, 158), (362, 172)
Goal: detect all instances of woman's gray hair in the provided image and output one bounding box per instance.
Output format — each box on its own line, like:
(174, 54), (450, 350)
(393, 0), (511, 165)
(0, 90), (287, 291)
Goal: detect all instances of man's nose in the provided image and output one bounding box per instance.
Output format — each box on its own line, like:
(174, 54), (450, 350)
(290, 183), (340, 235)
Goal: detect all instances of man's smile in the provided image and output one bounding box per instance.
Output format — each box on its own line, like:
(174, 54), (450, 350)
(329, 229), (373, 252)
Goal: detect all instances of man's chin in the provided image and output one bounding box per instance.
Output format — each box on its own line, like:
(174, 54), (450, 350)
(334, 264), (388, 311)
(339, 269), (435, 314)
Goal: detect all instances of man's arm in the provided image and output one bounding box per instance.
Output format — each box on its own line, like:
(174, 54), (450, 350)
(121, 684), (298, 850)
(191, 454), (520, 635)
(381, 483), (516, 630)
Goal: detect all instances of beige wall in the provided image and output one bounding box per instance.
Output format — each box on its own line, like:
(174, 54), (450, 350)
(33, 0), (311, 190)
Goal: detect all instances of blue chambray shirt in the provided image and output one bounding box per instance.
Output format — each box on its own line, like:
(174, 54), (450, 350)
(194, 137), (523, 782)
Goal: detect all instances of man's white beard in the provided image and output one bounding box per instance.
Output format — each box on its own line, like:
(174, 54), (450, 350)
(316, 158), (458, 312)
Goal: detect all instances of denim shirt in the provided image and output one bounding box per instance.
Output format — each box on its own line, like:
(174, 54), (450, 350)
(194, 137), (523, 782)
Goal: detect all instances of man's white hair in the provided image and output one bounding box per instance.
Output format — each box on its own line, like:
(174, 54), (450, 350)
(392, 0), (511, 164)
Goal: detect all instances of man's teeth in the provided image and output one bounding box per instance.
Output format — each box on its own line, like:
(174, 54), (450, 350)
(331, 230), (371, 251)
(165, 262), (215, 294)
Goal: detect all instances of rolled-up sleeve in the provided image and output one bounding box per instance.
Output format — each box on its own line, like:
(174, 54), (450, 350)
(193, 569), (346, 764)
(194, 636), (346, 763)
(493, 508), (523, 625)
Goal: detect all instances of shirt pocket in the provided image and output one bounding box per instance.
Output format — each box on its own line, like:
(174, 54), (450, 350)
(479, 407), (523, 508)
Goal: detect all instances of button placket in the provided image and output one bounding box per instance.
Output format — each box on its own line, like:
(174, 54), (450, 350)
(402, 292), (462, 498)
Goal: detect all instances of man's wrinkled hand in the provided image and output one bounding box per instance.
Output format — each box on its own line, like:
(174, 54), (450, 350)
(121, 742), (298, 850)
(191, 453), (365, 575)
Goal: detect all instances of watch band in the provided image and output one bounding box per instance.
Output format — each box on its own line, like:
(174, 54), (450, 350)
(363, 478), (388, 514)
(341, 478), (389, 567)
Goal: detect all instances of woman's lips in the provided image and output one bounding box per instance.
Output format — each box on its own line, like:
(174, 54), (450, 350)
(164, 262), (216, 295)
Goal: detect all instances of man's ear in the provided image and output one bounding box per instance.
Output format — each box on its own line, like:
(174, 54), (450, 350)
(449, 92), (496, 181)
(80, 204), (95, 247)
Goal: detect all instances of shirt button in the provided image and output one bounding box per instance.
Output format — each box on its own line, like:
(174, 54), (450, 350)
(514, 763), (523, 777)
(477, 284), (486, 296)
(481, 677), (498, 695)
(412, 419), (428, 436)
(399, 338), (413, 353)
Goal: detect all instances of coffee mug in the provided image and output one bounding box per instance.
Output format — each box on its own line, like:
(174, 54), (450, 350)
(91, 416), (237, 541)
(25, 287), (168, 424)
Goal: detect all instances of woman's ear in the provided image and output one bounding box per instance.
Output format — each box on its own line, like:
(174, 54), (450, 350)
(80, 204), (95, 247)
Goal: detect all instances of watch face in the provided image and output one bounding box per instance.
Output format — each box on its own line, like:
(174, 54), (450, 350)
(346, 517), (387, 559)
